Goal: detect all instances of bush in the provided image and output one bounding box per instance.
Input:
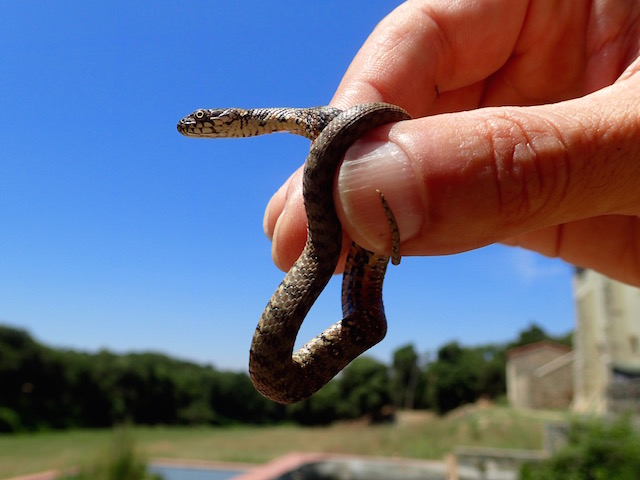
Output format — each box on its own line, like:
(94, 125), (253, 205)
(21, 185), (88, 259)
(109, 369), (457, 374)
(59, 427), (163, 480)
(0, 407), (22, 433)
(520, 415), (640, 479)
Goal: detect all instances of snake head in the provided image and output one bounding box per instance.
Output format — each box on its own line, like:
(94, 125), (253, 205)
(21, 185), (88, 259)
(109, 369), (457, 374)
(177, 108), (247, 137)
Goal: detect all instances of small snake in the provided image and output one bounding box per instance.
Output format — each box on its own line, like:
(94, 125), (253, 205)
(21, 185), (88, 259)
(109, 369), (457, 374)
(177, 104), (411, 403)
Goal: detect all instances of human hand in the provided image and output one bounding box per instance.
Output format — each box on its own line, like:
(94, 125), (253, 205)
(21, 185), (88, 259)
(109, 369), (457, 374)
(264, 0), (640, 286)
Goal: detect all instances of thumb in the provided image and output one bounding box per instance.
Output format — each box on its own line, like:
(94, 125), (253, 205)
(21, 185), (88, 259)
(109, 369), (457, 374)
(335, 81), (640, 258)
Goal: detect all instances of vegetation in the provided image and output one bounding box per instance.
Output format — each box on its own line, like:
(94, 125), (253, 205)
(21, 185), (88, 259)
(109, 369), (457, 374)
(0, 404), (559, 478)
(58, 427), (163, 480)
(0, 322), (570, 431)
(0, 325), (284, 431)
(520, 415), (640, 480)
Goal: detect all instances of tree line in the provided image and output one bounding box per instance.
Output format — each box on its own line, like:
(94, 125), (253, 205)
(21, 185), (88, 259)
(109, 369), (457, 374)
(0, 323), (570, 432)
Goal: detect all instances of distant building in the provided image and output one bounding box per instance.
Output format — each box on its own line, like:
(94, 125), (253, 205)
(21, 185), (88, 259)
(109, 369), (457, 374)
(572, 269), (640, 413)
(506, 269), (640, 413)
(506, 341), (574, 410)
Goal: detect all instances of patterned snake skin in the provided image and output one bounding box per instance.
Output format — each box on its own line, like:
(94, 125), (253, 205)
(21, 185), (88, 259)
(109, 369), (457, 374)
(177, 103), (411, 403)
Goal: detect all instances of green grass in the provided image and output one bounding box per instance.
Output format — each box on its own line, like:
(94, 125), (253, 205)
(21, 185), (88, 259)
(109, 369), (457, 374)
(57, 427), (163, 480)
(0, 405), (568, 478)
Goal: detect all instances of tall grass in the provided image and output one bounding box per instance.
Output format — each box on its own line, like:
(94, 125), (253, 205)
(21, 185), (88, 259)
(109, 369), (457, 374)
(58, 427), (163, 480)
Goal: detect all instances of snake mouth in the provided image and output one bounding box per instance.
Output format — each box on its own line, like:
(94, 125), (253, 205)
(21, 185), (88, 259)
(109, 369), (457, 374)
(176, 117), (196, 135)
(177, 116), (223, 137)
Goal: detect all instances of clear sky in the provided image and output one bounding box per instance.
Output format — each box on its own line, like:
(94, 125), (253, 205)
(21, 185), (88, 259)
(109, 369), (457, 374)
(0, 2), (575, 371)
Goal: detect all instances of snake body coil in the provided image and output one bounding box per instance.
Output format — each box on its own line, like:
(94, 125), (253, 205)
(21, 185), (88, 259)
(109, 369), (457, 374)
(178, 103), (411, 403)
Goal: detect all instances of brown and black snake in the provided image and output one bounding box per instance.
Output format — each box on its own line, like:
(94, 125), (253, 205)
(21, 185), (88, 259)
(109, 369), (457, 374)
(177, 103), (411, 403)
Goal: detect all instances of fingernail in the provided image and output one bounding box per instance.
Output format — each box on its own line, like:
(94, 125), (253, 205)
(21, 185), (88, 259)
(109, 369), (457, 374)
(263, 194), (276, 240)
(337, 140), (423, 254)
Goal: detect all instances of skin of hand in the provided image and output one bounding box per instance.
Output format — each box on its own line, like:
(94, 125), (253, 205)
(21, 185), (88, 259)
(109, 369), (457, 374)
(263, 0), (640, 287)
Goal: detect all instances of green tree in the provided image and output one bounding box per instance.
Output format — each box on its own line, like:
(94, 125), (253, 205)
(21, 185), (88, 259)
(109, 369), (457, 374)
(474, 345), (507, 399)
(210, 371), (284, 425)
(337, 356), (391, 421)
(510, 323), (573, 349)
(391, 344), (421, 410)
(175, 367), (216, 425)
(426, 342), (481, 413)
(287, 380), (341, 425)
(0, 324), (286, 430)
(514, 324), (548, 346)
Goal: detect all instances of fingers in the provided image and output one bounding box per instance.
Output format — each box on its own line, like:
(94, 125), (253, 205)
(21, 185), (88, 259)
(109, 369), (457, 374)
(264, 0), (532, 271)
(334, 77), (640, 283)
(263, 167), (307, 271)
(331, 0), (531, 112)
(263, 166), (350, 272)
(331, 0), (599, 111)
(264, 0), (640, 284)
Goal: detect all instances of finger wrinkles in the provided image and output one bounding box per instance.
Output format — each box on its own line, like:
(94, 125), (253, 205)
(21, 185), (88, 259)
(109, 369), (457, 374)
(483, 110), (571, 227)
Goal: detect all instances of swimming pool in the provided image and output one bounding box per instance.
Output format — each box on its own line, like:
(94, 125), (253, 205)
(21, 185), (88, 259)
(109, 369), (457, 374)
(148, 465), (245, 480)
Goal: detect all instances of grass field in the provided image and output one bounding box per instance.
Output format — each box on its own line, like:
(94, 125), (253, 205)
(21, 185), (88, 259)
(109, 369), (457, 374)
(0, 404), (568, 478)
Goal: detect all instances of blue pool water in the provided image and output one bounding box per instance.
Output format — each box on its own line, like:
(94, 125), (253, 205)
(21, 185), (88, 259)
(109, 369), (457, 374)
(148, 465), (245, 480)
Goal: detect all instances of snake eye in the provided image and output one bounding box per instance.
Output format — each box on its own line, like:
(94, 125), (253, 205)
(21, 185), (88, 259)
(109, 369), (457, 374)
(194, 109), (206, 120)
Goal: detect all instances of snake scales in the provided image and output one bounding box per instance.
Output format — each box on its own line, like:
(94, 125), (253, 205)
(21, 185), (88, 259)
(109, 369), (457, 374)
(177, 103), (411, 403)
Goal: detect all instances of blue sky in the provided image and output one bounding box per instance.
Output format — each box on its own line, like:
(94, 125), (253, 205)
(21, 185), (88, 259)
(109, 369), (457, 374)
(0, 2), (575, 371)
